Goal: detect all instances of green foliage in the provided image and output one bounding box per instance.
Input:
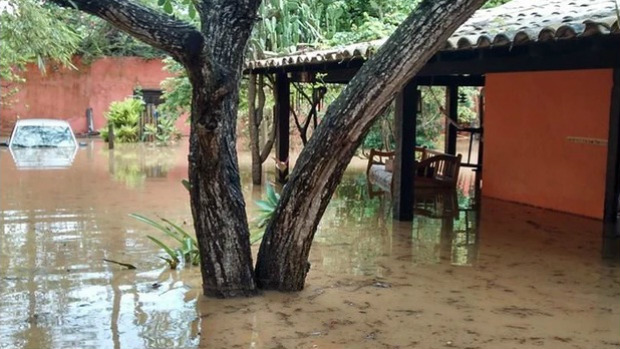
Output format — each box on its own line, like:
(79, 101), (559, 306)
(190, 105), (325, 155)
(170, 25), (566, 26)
(65, 0), (173, 62)
(69, 16), (164, 63)
(147, 235), (180, 269)
(250, 184), (280, 244)
(457, 87), (480, 125)
(0, 0), (80, 105)
(103, 97), (145, 143)
(248, 0), (324, 59)
(143, 115), (181, 145)
(130, 213), (200, 269)
(104, 145), (176, 188)
(158, 58), (191, 118)
(417, 87), (446, 149)
(324, 0), (417, 45)
(147, 0), (490, 155)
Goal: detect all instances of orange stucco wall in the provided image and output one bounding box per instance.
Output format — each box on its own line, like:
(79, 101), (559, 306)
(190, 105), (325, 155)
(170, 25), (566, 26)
(1, 57), (189, 135)
(483, 69), (613, 219)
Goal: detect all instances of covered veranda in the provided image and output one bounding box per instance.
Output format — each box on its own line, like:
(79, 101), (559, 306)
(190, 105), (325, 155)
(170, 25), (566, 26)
(244, 0), (620, 241)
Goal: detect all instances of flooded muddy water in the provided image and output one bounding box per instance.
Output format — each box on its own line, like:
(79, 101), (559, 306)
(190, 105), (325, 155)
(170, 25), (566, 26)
(1, 140), (618, 349)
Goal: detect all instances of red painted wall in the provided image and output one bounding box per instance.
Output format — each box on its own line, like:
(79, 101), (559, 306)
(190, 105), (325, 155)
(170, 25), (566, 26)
(1, 57), (189, 135)
(483, 70), (612, 219)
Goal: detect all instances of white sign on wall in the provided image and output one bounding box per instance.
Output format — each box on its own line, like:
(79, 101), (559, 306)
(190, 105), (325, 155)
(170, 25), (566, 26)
(566, 137), (608, 146)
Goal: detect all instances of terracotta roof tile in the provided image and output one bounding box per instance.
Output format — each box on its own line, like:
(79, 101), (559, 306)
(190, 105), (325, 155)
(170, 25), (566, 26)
(245, 0), (619, 70)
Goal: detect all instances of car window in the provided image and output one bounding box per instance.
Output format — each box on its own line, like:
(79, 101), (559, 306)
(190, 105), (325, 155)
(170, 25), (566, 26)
(10, 125), (75, 148)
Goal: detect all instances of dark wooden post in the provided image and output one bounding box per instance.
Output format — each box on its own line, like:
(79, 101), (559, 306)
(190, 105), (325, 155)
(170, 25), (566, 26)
(445, 84), (458, 155)
(604, 68), (620, 225)
(393, 81), (418, 221)
(475, 88), (485, 195)
(275, 73), (290, 184)
(108, 123), (115, 150)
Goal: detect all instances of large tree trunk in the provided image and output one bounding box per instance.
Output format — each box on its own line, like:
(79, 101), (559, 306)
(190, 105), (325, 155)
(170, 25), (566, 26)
(255, 0), (486, 291)
(188, 70), (258, 297)
(186, 2), (261, 297)
(50, 0), (262, 298)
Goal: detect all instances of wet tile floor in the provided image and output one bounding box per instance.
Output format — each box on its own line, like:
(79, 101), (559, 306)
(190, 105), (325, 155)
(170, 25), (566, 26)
(1, 140), (618, 349)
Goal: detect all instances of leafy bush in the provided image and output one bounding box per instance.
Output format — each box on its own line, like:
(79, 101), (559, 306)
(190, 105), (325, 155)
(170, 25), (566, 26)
(102, 97), (145, 143)
(143, 114), (181, 145)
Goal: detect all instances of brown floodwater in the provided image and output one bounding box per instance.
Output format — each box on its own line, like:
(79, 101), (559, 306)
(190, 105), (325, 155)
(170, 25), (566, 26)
(1, 139), (618, 349)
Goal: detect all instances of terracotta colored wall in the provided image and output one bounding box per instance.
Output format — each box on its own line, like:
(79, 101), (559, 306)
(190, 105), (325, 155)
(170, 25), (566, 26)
(2, 57), (190, 135)
(483, 69), (613, 219)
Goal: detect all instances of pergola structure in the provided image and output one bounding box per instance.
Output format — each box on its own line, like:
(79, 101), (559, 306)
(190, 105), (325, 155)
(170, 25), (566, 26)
(244, 0), (620, 224)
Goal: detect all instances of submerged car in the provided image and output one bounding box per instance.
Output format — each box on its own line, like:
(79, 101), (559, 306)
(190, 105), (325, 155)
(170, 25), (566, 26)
(7, 119), (78, 169)
(8, 119), (78, 148)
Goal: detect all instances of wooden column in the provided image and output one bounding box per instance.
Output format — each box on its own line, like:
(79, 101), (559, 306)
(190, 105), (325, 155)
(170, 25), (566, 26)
(393, 81), (418, 221)
(604, 68), (620, 224)
(275, 72), (290, 183)
(475, 88), (485, 195)
(445, 84), (458, 155)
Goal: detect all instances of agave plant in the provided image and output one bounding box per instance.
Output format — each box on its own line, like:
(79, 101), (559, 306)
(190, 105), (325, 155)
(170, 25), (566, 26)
(130, 213), (200, 269)
(250, 184), (280, 244)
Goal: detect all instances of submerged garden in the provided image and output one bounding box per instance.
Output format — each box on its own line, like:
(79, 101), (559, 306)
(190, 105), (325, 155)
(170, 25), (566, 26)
(1, 0), (619, 348)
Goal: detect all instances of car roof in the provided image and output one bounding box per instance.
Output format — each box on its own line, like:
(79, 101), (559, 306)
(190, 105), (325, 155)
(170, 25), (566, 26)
(15, 119), (72, 127)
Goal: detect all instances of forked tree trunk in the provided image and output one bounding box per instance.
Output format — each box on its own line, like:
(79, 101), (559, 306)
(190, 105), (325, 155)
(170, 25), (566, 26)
(255, 0), (487, 291)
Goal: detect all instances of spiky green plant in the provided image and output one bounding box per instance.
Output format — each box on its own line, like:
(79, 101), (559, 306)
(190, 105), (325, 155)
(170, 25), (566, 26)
(130, 213), (200, 269)
(146, 235), (180, 269)
(250, 184), (280, 244)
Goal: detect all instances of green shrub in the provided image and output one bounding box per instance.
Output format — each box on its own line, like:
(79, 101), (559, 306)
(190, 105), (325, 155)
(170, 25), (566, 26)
(143, 114), (181, 145)
(102, 97), (145, 143)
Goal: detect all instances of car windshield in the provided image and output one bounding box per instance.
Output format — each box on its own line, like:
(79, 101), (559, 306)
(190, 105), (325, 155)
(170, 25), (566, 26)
(11, 125), (75, 148)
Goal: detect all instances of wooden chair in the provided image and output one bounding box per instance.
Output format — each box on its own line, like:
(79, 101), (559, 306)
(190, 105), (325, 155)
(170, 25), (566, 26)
(366, 148), (462, 196)
(414, 153), (462, 188)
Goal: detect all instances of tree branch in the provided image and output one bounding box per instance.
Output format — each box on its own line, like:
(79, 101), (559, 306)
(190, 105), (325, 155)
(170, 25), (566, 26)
(50, 0), (203, 62)
(260, 110), (277, 163)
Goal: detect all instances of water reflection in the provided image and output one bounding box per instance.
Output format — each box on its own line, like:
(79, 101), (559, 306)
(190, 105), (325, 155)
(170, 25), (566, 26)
(1, 139), (618, 349)
(10, 146), (78, 169)
(103, 144), (179, 188)
(314, 182), (480, 274)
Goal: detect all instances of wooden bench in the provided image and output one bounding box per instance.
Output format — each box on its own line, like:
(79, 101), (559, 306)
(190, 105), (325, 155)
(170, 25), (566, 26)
(366, 147), (462, 195)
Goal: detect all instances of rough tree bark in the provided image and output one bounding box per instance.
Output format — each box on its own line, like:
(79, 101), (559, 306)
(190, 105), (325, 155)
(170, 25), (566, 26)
(175, 1), (262, 297)
(52, 0), (261, 297)
(255, 0), (487, 291)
